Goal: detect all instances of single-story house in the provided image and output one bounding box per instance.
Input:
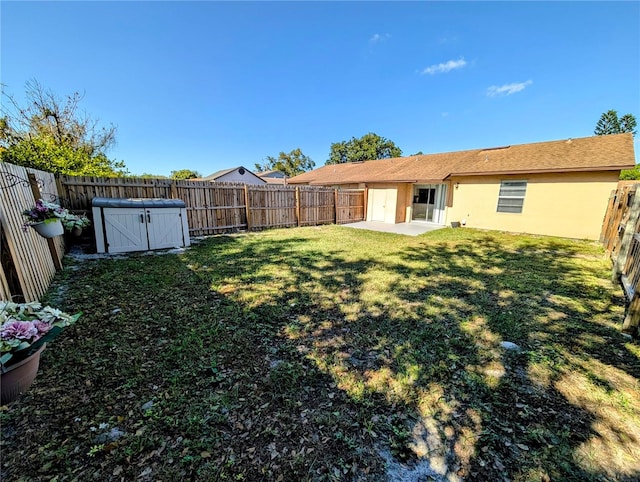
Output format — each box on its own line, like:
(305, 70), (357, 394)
(256, 170), (288, 185)
(201, 166), (266, 184)
(288, 133), (636, 240)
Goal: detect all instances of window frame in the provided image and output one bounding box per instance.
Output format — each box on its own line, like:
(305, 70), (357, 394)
(496, 180), (527, 214)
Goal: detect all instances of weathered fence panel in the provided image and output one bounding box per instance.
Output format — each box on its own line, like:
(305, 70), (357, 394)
(247, 185), (297, 230)
(299, 187), (335, 226)
(175, 181), (247, 235)
(336, 189), (366, 224)
(601, 182), (640, 336)
(58, 176), (366, 236)
(58, 175), (173, 211)
(600, 184), (637, 260)
(0, 163), (64, 302)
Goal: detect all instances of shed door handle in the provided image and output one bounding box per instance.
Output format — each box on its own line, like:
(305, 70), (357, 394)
(140, 214), (144, 223)
(147, 212), (151, 223)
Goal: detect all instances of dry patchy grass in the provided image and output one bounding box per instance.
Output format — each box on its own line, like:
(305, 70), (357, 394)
(1, 226), (639, 481)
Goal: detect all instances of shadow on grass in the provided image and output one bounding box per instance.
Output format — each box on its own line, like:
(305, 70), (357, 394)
(176, 228), (639, 481)
(1, 227), (639, 482)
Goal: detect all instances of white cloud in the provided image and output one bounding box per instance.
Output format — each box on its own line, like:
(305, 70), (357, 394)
(369, 33), (390, 43)
(486, 80), (533, 97)
(422, 58), (467, 75)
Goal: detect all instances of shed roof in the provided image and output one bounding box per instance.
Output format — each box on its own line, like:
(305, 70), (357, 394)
(92, 197), (186, 208)
(288, 133), (636, 185)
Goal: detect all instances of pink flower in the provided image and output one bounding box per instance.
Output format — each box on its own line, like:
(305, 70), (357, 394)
(34, 321), (52, 335)
(1, 320), (39, 341)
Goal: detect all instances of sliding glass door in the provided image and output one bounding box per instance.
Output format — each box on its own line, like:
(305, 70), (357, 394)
(411, 184), (446, 224)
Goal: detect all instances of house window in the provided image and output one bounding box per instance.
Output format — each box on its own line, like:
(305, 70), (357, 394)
(497, 180), (527, 213)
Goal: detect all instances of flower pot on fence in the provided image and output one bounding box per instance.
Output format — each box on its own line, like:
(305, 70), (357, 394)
(0, 343), (46, 404)
(31, 220), (64, 238)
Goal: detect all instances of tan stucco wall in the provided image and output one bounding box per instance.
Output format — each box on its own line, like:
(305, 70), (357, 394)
(445, 171), (620, 240)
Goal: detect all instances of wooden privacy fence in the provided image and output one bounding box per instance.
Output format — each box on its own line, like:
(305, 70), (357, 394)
(600, 183), (637, 261)
(600, 182), (640, 336)
(57, 175), (366, 236)
(0, 162), (65, 302)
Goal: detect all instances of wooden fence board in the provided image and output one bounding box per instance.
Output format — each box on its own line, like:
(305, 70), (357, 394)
(59, 176), (365, 235)
(0, 163), (62, 301)
(601, 183), (640, 336)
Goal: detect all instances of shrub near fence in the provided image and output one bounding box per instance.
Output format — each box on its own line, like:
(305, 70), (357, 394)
(57, 176), (366, 236)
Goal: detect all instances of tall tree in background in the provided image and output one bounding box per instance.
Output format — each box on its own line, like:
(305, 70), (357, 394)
(0, 80), (127, 176)
(255, 148), (315, 177)
(595, 110), (639, 180)
(594, 110), (637, 136)
(171, 169), (201, 180)
(326, 132), (402, 165)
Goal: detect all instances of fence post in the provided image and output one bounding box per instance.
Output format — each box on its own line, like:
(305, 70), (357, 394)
(334, 189), (338, 224)
(28, 173), (63, 271)
(363, 187), (368, 221)
(622, 291), (640, 337)
(244, 184), (251, 231)
(295, 187), (301, 227)
(170, 180), (178, 200)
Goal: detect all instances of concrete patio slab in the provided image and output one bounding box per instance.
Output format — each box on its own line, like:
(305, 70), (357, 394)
(341, 221), (445, 236)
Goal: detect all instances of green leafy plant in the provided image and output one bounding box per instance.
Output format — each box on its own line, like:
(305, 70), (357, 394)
(0, 301), (80, 368)
(62, 213), (92, 232)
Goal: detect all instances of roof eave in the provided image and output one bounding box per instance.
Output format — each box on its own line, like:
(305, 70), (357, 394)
(450, 165), (634, 177)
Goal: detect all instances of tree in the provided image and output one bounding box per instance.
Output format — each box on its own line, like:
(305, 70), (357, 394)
(254, 148), (315, 177)
(620, 166), (640, 180)
(326, 132), (402, 165)
(0, 80), (127, 176)
(171, 169), (201, 180)
(594, 109), (637, 136)
(139, 173), (169, 179)
(594, 110), (638, 179)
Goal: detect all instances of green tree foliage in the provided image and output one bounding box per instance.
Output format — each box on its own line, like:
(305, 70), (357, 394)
(0, 80), (127, 176)
(139, 173), (169, 179)
(171, 169), (201, 180)
(326, 132), (402, 165)
(594, 109), (637, 136)
(619, 166), (640, 180)
(255, 148), (315, 177)
(594, 110), (638, 179)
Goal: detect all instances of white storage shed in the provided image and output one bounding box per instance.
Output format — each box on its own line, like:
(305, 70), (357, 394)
(92, 198), (190, 254)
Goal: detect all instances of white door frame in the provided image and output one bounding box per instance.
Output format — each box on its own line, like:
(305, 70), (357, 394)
(411, 184), (446, 224)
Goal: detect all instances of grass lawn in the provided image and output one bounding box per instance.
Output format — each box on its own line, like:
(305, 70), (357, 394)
(1, 226), (639, 481)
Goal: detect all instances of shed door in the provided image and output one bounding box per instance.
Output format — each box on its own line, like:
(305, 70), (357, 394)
(103, 208), (148, 253)
(146, 208), (185, 250)
(369, 188), (396, 223)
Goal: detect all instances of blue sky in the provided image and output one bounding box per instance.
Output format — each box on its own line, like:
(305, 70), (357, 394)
(2, 1), (639, 177)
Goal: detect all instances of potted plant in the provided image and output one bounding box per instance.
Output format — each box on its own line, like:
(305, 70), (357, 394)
(62, 213), (92, 236)
(0, 301), (80, 404)
(22, 199), (68, 238)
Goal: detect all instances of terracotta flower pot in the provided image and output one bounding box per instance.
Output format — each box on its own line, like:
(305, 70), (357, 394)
(32, 220), (64, 238)
(0, 344), (46, 404)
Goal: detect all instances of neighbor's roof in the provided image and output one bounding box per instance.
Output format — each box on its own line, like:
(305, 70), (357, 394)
(288, 133), (636, 185)
(256, 170), (287, 178)
(202, 167), (240, 180)
(202, 166), (264, 182)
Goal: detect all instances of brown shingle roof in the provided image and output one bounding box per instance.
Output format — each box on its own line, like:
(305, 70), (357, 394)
(288, 133), (635, 185)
